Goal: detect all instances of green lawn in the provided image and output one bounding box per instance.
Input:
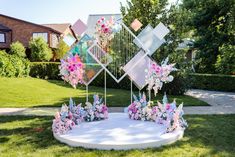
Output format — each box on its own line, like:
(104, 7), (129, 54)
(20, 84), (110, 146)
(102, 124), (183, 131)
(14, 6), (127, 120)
(0, 115), (234, 157)
(0, 77), (208, 107)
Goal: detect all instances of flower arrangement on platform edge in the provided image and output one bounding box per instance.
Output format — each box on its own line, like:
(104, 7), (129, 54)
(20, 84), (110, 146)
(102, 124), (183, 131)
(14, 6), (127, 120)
(127, 93), (188, 133)
(52, 105), (75, 135)
(83, 94), (109, 122)
(52, 94), (108, 135)
(145, 57), (177, 96)
(59, 53), (84, 88)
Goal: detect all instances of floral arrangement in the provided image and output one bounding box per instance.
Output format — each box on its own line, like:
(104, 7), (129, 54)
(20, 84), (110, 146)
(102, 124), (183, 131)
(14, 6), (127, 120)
(145, 57), (177, 95)
(52, 94), (109, 135)
(52, 105), (75, 135)
(59, 54), (84, 88)
(127, 93), (187, 133)
(68, 98), (84, 124)
(95, 16), (121, 50)
(84, 95), (108, 122)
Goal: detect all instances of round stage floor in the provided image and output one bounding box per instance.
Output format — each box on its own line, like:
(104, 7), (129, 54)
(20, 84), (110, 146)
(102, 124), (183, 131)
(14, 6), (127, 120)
(54, 113), (184, 150)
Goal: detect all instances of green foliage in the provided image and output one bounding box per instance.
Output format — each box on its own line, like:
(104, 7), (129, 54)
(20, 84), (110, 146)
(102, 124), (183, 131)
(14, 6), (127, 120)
(29, 37), (53, 61)
(54, 40), (70, 60)
(0, 50), (30, 77)
(29, 62), (60, 80)
(190, 73), (235, 92)
(182, 0), (235, 73)
(9, 41), (26, 58)
(215, 44), (235, 74)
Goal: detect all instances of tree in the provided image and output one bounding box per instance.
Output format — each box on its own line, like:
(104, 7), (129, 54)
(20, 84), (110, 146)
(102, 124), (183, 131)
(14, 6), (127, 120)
(215, 44), (235, 74)
(182, 0), (235, 73)
(29, 37), (53, 61)
(54, 40), (70, 60)
(9, 41), (26, 58)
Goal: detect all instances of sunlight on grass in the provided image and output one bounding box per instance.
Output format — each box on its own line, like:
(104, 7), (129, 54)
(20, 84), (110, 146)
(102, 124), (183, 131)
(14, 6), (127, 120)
(0, 77), (209, 107)
(0, 115), (234, 157)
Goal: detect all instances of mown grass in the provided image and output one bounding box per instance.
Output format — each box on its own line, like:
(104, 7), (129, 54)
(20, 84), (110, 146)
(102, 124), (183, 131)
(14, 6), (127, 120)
(0, 115), (234, 157)
(0, 77), (208, 107)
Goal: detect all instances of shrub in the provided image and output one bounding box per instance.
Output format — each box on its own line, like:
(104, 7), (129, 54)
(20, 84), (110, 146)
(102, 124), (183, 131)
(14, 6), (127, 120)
(54, 40), (70, 60)
(215, 44), (235, 75)
(9, 41), (26, 58)
(30, 62), (60, 80)
(190, 73), (235, 92)
(0, 50), (30, 77)
(29, 37), (53, 61)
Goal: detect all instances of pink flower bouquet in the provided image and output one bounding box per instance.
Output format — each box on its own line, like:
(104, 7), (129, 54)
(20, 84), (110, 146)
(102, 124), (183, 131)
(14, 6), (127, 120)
(59, 54), (84, 88)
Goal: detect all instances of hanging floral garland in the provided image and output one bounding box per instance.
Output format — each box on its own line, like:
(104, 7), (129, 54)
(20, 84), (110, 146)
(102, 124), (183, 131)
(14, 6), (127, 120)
(95, 16), (121, 51)
(145, 57), (177, 95)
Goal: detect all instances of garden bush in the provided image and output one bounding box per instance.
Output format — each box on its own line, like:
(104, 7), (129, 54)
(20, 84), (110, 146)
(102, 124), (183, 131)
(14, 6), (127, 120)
(0, 50), (30, 77)
(215, 44), (235, 75)
(190, 73), (235, 92)
(30, 62), (60, 80)
(9, 41), (26, 58)
(29, 37), (53, 61)
(54, 40), (70, 60)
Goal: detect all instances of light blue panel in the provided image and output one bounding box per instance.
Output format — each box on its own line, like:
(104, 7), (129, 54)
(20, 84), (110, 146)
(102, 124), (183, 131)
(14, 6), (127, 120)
(133, 24), (165, 56)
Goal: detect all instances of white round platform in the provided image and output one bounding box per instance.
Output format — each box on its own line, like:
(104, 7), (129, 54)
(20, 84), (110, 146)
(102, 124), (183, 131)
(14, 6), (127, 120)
(54, 113), (184, 150)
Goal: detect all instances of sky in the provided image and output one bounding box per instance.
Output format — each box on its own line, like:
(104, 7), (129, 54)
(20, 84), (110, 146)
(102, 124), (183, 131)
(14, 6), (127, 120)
(0, 0), (177, 25)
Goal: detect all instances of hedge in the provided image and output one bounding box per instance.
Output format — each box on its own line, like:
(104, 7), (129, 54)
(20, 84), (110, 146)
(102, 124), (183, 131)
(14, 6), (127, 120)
(29, 62), (190, 95)
(30, 62), (60, 80)
(190, 73), (235, 92)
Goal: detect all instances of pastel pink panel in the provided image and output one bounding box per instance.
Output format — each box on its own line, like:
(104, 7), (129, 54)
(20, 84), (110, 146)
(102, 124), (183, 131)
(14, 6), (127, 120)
(71, 19), (87, 36)
(130, 19), (143, 31)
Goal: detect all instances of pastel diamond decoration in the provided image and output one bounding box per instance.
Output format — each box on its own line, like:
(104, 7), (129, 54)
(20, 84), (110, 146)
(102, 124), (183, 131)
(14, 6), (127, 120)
(63, 33), (76, 47)
(133, 24), (165, 56)
(130, 19), (143, 31)
(68, 34), (106, 85)
(123, 50), (155, 90)
(88, 21), (145, 83)
(153, 22), (170, 40)
(88, 44), (113, 66)
(71, 19), (87, 36)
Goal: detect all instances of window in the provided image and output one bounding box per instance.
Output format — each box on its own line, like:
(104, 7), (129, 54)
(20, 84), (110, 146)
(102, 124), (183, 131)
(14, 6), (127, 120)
(33, 33), (48, 42)
(0, 33), (5, 43)
(51, 34), (59, 48)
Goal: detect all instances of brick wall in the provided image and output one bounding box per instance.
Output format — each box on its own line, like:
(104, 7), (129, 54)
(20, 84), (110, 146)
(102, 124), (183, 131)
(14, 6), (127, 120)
(0, 15), (60, 48)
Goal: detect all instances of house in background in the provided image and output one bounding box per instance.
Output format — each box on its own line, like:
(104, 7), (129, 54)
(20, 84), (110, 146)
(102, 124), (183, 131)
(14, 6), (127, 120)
(0, 14), (76, 50)
(42, 23), (77, 41)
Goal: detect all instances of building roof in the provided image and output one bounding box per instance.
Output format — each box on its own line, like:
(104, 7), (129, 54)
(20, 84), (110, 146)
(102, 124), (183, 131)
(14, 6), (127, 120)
(0, 14), (61, 34)
(42, 23), (71, 34)
(0, 23), (11, 32)
(86, 14), (122, 37)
